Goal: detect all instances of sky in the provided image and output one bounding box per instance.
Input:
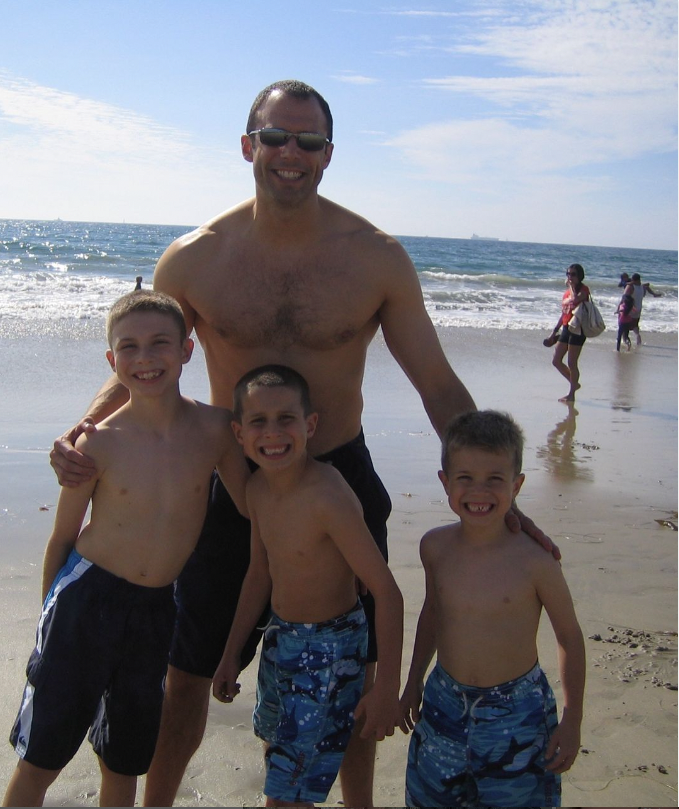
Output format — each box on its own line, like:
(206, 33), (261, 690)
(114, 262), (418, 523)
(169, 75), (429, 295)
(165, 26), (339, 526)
(0, 0), (676, 250)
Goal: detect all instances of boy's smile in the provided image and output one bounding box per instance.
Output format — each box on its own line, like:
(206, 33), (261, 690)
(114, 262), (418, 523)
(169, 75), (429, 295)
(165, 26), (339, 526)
(107, 312), (193, 396)
(439, 448), (524, 527)
(233, 385), (318, 471)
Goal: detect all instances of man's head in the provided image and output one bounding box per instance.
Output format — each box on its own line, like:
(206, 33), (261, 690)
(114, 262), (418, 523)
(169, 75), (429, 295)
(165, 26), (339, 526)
(246, 80), (333, 142)
(242, 81), (334, 208)
(631, 273), (641, 283)
(232, 365), (318, 468)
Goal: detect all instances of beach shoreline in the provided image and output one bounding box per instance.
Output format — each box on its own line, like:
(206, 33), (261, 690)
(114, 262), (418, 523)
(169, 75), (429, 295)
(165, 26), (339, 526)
(0, 326), (676, 806)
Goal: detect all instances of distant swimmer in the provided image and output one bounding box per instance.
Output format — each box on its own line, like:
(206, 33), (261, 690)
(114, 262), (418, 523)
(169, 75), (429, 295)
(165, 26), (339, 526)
(134, 276), (143, 290)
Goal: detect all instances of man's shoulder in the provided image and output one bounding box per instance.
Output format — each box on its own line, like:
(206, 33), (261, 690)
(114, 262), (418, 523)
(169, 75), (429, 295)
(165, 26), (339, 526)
(320, 197), (410, 255)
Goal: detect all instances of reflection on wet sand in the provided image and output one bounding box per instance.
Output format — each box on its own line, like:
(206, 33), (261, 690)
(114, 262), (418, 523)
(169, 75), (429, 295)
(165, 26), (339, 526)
(536, 404), (594, 482)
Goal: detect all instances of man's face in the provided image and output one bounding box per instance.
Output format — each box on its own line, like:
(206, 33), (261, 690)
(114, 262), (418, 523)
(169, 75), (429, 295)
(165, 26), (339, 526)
(241, 91), (333, 208)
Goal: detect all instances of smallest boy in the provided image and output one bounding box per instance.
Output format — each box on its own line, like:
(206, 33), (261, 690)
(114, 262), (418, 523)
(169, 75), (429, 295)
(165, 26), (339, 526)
(4, 291), (250, 807)
(400, 410), (585, 809)
(212, 365), (404, 808)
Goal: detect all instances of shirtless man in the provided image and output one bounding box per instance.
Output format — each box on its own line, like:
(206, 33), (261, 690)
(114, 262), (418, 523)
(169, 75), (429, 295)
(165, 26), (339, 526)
(51, 80), (549, 807)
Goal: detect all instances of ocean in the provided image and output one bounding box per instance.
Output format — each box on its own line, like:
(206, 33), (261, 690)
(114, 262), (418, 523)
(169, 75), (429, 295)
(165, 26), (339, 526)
(0, 219), (676, 339)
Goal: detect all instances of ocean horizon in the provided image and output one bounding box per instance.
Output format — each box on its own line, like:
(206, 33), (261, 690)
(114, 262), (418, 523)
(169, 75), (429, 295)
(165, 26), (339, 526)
(1, 218), (676, 337)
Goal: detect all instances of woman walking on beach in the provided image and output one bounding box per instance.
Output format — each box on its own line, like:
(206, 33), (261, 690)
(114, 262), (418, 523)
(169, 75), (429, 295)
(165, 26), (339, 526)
(544, 263), (590, 402)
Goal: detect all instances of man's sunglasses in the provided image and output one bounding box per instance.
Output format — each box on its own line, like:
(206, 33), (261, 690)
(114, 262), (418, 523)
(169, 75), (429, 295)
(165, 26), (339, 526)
(248, 128), (331, 152)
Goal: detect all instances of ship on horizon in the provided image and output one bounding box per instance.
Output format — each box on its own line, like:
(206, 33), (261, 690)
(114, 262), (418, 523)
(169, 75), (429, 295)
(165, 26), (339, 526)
(470, 233), (499, 241)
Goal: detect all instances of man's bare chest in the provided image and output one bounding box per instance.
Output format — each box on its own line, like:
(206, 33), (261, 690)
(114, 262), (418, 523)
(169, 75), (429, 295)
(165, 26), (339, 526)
(191, 257), (381, 350)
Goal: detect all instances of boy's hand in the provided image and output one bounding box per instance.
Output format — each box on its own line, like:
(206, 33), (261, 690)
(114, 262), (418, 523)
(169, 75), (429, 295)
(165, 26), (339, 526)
(545, 717), (581, 774)
(212, 655), (242, 704)
(398, 680), (424, 734)
(354, 684), (401, 741)
(505, 503), (561, 560)
(50, 419), (98, 487)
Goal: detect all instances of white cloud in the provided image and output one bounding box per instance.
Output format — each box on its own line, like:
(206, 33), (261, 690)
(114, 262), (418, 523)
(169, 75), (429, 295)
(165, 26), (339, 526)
(0, 72), (251, 224)
(390, 0), (676, 183)
(331, 73), (380, 85)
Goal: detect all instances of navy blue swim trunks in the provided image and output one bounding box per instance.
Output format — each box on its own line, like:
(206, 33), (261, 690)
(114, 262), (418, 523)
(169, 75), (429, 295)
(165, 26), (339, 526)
(10, 549), (176, 776)
(170, 429), (391, 677)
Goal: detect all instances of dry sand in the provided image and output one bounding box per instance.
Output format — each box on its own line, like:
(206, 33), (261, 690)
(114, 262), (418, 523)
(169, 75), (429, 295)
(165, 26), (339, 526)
(0, 327), (676, 807)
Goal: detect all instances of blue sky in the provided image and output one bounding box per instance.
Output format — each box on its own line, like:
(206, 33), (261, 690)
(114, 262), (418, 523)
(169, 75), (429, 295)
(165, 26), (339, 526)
(0, 0), (676, 249)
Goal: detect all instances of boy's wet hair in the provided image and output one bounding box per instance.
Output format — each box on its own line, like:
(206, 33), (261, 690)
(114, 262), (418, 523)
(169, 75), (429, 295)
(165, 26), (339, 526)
(441, 410), (524, 475)
(107, 290), (187, 347)
(233, 364), (313, 420)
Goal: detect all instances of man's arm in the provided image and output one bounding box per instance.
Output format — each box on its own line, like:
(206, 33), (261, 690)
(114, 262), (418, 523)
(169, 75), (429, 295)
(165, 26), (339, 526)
(50, 376), (128, 486)
(378, 244), (475, 435)
(378, 242), (559, 556)
(51, 234), (199, 487)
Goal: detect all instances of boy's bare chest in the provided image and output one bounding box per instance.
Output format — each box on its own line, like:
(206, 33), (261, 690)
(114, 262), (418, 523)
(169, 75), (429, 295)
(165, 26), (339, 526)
(191, 251), (381, 350)
(435, 551), (536, 617)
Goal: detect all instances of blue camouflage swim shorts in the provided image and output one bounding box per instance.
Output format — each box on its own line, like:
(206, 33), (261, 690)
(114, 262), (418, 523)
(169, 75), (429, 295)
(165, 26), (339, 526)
(253, 602), (368, 804)
(406, 661), (561, 808)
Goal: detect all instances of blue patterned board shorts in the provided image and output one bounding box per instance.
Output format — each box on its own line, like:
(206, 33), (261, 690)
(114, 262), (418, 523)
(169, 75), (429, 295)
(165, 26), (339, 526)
(254, 602), (368, 804)
(406, 661), (561, 808)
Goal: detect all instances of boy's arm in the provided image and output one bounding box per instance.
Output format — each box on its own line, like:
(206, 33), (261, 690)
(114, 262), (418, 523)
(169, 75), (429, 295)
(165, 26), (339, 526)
(212, 491), (271, 703)
(321, 484), (404, 741)
(214, 409), (250, 519)
(535, 557), (586, 774)
(399, 538), (437, 733)
(42, 468), (98, 601)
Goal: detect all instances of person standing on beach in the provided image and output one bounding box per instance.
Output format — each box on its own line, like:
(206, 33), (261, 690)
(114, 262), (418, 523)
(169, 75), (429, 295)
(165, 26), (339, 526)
(545, 263), (590, 403)
(4, 291), (250, 807)
(49, 79), (554, 808)
(399, 411), (585, 808)
(213, 365), (403, 806)
(624, 272), (662, 345)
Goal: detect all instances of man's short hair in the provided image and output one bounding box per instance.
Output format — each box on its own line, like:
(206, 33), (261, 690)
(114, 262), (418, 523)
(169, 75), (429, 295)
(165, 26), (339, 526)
(441, 410), (524, 476)
(631, 273), (641, 282)
(247, 80), (333, 142)
(106, 290), (187, 347)
(233, 364), (313, 420)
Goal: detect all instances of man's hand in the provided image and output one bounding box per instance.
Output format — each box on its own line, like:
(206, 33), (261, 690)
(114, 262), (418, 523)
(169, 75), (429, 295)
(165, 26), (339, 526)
(505, 503), (561, 560)
(50, 419), (97, 487)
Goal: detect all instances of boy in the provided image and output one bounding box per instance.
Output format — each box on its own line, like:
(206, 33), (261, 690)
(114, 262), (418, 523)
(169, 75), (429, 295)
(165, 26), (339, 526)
(212, 365), (404, 807)
(400, 410), (585, 808)
(4, 291), (250, 807)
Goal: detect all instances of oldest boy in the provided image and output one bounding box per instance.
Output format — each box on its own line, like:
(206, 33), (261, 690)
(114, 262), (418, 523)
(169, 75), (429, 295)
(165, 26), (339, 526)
(4, 292), (249, 807)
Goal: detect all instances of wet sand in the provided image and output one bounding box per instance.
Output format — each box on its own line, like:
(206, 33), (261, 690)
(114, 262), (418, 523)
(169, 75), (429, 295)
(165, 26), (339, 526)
(0, 326), (676, 806)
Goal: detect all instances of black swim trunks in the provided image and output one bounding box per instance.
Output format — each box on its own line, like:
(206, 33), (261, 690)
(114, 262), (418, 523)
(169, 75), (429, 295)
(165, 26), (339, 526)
(11, 549), (175, 776)
(170, 430), (392, 677)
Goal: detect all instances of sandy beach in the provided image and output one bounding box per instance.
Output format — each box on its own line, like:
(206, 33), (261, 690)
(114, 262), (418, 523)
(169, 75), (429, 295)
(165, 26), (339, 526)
(0, 325), (676, 807)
